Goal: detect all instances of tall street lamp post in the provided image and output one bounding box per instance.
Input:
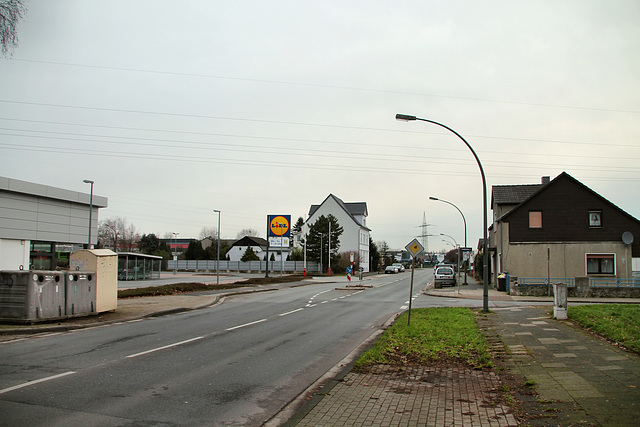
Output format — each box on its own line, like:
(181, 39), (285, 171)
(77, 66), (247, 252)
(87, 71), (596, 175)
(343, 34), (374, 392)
(172, 232), (179, 275)
(396, 114), (489, 312)
(214, 210), (221, 286)
(430, 196), (468, 285)
(83, 180), (94, 249)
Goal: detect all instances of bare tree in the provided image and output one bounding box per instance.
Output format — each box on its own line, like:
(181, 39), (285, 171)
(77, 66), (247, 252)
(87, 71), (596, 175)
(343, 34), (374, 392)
(236, 228), (260, 238)
(98, 217), (139, 252)
(0, 0), (27, 57)
(199, 226), (217, 240)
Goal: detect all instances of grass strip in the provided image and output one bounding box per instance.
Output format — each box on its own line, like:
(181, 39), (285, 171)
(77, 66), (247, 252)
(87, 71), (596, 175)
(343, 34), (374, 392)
(568, 304), (640, 353)
(355, 307), (492, 370)
(118, 274), (307, 298)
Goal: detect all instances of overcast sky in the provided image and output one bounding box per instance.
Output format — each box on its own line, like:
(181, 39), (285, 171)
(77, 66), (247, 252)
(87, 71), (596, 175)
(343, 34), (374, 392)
(1, 1), (639, 252)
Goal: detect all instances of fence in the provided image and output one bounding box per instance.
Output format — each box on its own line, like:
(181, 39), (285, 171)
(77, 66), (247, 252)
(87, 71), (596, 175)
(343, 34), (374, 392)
(509, 275), (640, 298)
(166, 259), (320, 273)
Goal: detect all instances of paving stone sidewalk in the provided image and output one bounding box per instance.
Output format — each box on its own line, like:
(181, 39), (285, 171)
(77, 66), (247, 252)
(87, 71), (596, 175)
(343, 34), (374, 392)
(287, 304), (640, 426)
(491, 306), (640, 426)
(292, 365), (517, 427)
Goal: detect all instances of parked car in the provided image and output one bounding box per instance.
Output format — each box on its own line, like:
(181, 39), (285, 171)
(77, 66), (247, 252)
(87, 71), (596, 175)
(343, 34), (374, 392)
(434, 266), (456, 288)
(384, 265), (399, 274)
(392, 263), (405, 272)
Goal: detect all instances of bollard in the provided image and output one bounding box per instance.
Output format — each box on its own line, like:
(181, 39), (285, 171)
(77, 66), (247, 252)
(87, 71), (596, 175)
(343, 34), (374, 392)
(553, 282), (568, 320)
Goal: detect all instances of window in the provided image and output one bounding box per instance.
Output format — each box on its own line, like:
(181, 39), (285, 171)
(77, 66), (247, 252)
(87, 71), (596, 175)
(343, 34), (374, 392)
(529, 211), (542, 228)
(589, 210), (602, 228)
(586, 254), (615, 275)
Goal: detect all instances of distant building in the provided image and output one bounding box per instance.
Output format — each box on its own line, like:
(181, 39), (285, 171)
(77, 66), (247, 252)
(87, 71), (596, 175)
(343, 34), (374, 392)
(0, 177), (108, 270)
(226, 236), (270, 262)
(304, 194), (370, 272)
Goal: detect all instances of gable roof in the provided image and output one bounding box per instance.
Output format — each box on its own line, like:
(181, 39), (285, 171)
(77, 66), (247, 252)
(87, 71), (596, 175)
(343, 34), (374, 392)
(500, 172), (640, 225)
(230, 236), (267, 247)
(308, 194), (367, 218)
(492, 184), (544, 206)
(307, 194), (369, 229)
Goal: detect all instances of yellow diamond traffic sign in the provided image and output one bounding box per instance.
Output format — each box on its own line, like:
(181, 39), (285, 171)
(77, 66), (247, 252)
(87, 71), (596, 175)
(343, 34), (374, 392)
(405, 238), (424, 258)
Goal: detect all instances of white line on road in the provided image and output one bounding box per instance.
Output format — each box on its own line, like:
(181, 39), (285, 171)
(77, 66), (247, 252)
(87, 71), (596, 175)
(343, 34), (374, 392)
(126, 336), (204, 359)
(0, 371), (76, 395)
(225, 319), (267, 331)
(279, 308), (304, 317)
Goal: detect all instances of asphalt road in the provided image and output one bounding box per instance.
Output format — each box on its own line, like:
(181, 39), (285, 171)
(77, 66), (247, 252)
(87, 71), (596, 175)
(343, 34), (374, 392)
(1, 270), (435, 426)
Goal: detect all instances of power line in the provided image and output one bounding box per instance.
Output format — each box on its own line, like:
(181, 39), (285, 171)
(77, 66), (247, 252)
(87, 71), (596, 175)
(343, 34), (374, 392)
(13, 58), (640, 114)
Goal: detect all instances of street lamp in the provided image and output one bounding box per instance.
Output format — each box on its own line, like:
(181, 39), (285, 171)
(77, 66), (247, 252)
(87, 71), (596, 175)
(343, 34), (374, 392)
(214, 210), (221, 286)
(83, 180), (94, 249)
(430, 196), (468, 285)
(440, 233), (461, 288)
(396, 113), (489, 312)
(172, 232), (179, 275)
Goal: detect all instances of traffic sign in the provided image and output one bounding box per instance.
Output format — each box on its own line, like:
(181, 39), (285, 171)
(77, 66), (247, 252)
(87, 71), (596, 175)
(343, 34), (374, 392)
(405, 238), (424, 258)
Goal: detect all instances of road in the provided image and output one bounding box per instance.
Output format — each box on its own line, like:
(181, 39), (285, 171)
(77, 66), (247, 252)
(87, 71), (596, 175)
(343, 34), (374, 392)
(0, 269), (507, 426)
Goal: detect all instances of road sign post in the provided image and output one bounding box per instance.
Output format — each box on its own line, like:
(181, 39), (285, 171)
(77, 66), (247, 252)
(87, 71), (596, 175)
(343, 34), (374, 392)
(405, 238), (425, 326)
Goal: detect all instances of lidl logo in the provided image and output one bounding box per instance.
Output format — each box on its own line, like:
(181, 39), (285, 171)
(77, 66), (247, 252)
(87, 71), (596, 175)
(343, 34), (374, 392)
(269, 215), (291, 237)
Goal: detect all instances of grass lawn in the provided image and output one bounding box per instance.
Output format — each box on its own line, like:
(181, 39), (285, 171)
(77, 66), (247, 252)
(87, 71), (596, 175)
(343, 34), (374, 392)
(568, 304), (640, 353)
(354, 307), (492, 370)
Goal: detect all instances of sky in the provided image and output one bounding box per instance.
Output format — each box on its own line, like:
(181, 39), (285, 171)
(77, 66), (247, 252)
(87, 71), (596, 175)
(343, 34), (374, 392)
(1, 0), (639, 253)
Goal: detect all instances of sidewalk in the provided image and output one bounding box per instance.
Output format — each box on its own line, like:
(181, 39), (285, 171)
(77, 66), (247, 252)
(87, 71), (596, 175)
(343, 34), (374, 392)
(284, 278), (640, 426)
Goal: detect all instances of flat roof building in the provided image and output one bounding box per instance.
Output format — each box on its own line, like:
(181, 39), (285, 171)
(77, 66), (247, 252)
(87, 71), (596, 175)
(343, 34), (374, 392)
(0, 176), (108, 271)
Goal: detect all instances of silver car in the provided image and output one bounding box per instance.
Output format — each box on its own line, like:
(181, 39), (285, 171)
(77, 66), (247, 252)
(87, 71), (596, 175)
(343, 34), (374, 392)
(434, 266), (456, 288)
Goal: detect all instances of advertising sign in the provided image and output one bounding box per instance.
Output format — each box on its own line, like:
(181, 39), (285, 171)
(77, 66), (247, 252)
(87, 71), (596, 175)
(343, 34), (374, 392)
(268, 215), (291, 238)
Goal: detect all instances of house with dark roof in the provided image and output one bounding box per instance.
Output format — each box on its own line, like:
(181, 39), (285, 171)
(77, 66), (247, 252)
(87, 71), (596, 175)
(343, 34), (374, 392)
(305, 194), (371, 272)
(489, 172), (640, 285)
(225, 236), (271, 262)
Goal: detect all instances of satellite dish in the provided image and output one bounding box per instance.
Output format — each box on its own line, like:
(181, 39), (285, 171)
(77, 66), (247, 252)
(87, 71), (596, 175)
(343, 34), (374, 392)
(622, 231), (634, 245)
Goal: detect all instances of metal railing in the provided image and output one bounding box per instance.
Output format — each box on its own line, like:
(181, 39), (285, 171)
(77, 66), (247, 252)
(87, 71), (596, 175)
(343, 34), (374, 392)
(166, 259), (320, 273)
(588, 278), (640, 288)
(517, 277), (575, 287)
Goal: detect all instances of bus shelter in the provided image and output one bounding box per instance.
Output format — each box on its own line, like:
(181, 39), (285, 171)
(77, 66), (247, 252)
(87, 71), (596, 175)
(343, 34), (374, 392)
(117, 252), (162, 281)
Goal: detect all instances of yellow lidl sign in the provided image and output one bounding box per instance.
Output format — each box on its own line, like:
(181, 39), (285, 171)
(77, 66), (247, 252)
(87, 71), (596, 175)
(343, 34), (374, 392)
(269, 215), (291, 237)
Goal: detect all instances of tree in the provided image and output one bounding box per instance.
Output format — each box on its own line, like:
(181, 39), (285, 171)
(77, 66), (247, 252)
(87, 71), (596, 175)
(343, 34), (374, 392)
(240, 247), (260, 262)
(236, 228), (259, 238)
(138, 233), (161, 254)
(199, 226), (217, 240)
(369, 238), (381, 271)
(185, 240), (206, 260)
(306, 214), (343, 273)
(0, 0), (27, 57)
(292, 216), (304, 234)
(377, 240), (392, 266)
(289, 247), (304, 261)
(98, 217), (137, 251)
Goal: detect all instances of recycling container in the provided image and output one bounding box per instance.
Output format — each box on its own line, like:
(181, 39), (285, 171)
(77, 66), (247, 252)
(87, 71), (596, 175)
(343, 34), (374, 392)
(0, 270), (66, 322)
(65, 271), (97, 316)
(69, 249), (117, 313)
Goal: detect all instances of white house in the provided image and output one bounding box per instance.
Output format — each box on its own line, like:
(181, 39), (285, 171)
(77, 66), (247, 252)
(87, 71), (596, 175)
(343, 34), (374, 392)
(304, 194), (370, 272)
(225, 236), (290, 262)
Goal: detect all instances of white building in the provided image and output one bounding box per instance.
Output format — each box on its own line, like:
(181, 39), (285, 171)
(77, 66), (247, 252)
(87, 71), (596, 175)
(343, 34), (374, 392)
(0, 177), (108, 271)
(226, 236), (290, 262)
(304, 194), (370, 272)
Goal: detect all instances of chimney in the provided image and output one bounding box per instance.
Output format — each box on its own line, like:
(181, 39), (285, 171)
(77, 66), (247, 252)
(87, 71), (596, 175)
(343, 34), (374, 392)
(541, 176), (550, 185)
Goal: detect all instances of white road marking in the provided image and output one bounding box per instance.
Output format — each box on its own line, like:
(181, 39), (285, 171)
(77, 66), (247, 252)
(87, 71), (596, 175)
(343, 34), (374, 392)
(126, 336), (204, 358)
(279, 308), (304, 317)
(225, 319), (267, 331)
(0, 371), (76, 395)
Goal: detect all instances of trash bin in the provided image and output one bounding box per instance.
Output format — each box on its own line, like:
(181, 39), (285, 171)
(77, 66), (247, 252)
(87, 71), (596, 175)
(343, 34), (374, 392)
(0, 270), (66, 322)
(497, 274), (507, 292)
(65, 272), (97, 316)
